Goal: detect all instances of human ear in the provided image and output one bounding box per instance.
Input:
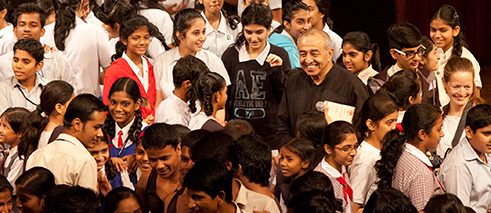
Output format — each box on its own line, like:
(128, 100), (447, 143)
(364, 50), (373, 62)
(452, 26), (461, 37)
(323, 144), (332, 155)
(366, 119), (376, 131)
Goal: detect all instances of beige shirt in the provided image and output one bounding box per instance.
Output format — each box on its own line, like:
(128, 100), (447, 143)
(0, 76), (46, 114)
(235, 179), (280, 213)
(26, 133), (98, 192)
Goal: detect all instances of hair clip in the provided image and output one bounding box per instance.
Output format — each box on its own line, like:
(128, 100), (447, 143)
(396, 123), (404, 133)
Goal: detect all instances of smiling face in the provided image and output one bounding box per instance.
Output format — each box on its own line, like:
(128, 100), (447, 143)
(0, 190), (13, 213)
(87, 139), (110, 171)
(109, 91), (140, 128)
(123, 26), (151, 59)
(284, 9), (311, 41)
(0, 116), (18, 145)
(430, 17), (459, 52)
(301, 0), (324, 29)
(12, 50), (42, 84)
(178, 18), (206, 54)
(14, 13), (45, 41)
(243, 23), (269, 53)
(342, 42), (370, 74)
(15, 189), (42, 213)
(390, 45), (423, 70)
(298, 32), (333, 82)
(444, 71), (474, 108)
(77, 111), (106, 149)
(135, 142), (151, 173)
(420, 45), (439, 72)
(325, 133), (358, 168)
(146, 145), (181, 178)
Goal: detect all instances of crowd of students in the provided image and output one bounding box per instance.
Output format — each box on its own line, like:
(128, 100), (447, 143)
(0, 0), (489, 212)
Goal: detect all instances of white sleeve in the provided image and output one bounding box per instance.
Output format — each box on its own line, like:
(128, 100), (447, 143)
(268, 0), (282, 9)
(76, 159), (99, 193)
(207, 52), (231, 86)
(95, 27), (113, 68)
(53, 52), (78, 89)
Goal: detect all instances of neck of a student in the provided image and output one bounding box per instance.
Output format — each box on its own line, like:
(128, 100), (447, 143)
(238, 176), (275, 199)
(117, 116), (135, 129)
(216, 201), (236, 213)
(247, 42), (266, 59)
(313, 21), (324, 31)
(408, 139), (427, 153)
(365, 134), (382, 150)
(173, 88), (188, 102)
(45, 114), (64, 132)
(448, 100), (468, 117)
(476, 150), (488, 164)
(126, 51), (143, 66)
(20, 76), (37, 92)
(178, 45), (197, 58)
(9, 139), (19, 149)
(311, 63), (332, 85)
(63, 128), (78, 141)
(204, 10), (221, 30)
(161, 170), (180, 184)
(325, 156), (342, 173)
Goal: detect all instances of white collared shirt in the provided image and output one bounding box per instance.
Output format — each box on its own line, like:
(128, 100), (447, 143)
(322, 24), (343, 61)
(387, 63), (404, 78)
(42, 17), (112, 96)
(349, 141), (380, 204)
(0, 76), (47, 114)
(188, 111), (215, 131)
(237, 0), (281, 16)
(112, 117), (135, 149)
(201, 11), (241, 58)
(357, 65), (378, 85)
(404, 143), (433, 167)
(234, 179), (280, 213)
(0, 24), (15, 56)
(237, 42), (270, 65)
(122, 52), (149, 92)
(439, 138), (491, 213)
(436, 115), (465, 158)
(153, 47), (231, 98)
(0, 50), (77, 87)
(315, 159), (353, 213)
(155, 92), (191, 126)
(3, 145), (23, 190)
(26, 133), (98, 192)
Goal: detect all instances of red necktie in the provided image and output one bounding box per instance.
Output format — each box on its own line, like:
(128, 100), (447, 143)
(336, 176), (353, 202)
(117, 130), (123, 148)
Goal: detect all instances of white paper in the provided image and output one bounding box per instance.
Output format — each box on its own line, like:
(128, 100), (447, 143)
(324, 101), (355, 123)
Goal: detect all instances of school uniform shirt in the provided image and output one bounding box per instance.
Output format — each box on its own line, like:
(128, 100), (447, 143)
(269, 30), (300, 69)
(42, 17), (112, 96)
(155, 92), (191, 126)
(2, 145), (23, 189)
(38, 130), (52, 149)
(367, 63), (403, 94)
(397, 111), (405, 123)
(237, 0), (281, 16)
(201, 11), (241, 58)
(392, 143), (444, 210)
(0, 76), (46, 114)
(111, 118), (137, 156)
(103, 53), (156, 116)
(0, 50), (77, 86)
(139, 8), (174, 46)
(435, 46), (481, 106)
(356, 65), (378, 85)
(234, 179), (281, 213)
(315, 159), (353, 213)
(417, 69), (440, 108)
(349, 141), (380, 205)
(323, 24), (343, 61)
(436, 115), (466, 158)
(439, 138), (491, 213)
(188, 111), (223, 131)
(26, 133), (98, 192)
(276, 64), (369, 147)
(153, 47), (231, 98)
(222, 43), (290, 144)
(0, 24), (15, 56)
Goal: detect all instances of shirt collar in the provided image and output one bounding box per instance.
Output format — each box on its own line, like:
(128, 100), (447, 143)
(320, 158), (343, 178)
(462, 137), (490, 164)
(234, 179), (248, 208)
(57, 133), (90, 152)
(11, 75), (46, 89)
(115, 117), (136, 135)
(122, 52), (149, 76)
(357, 65), (377, 84)
(172, 47), (205, 63)
(170, 92), (189, 109)
(387, 63), (403, 77)
(280, 29), (295, 43)
(202, 11), (229, 35)
(404, 143), (433, 167)
(237, 42), (271, 65)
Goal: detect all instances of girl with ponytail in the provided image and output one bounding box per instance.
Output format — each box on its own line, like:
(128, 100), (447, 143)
(102, 15), (159, 123)
(375, 103), (444, 211)
(430, 4), (481, 106)
(130, 0), (174, 49)
(46, 0), (112, 96)
(342, 31), (381, 85)
(188, 72), (227, 131)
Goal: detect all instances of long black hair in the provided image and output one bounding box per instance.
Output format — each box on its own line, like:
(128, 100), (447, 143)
(188, 72), (225, 116)
(129, 0), (165, 11)
(375, 104), (441, 189)
(431, 4), (467, 57)
(103, 78), (143, 143)
(172, 8), (205, 46)
(235, 3), (272, 48)
(53, 0), (80, 51)
(272, 0), (309, 34)
(342, 31), (381, 71)
(377, 70), (421, 111)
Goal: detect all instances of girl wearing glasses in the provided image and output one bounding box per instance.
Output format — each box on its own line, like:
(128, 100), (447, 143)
(376, 103), (444, 211)
(314, 121), (358, 213)
(430, 4), (481, 106)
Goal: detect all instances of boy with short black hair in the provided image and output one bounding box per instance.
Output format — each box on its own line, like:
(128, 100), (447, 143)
(155, 55), (210, 125)
(0, 175), (13, 212)
(439, 104), (491, 213)
(0, 38), (45, 113)
(368, 22), (424, 93)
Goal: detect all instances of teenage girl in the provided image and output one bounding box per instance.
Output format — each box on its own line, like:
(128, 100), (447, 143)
(430, 4), (481, 106)
(377, 70), (422, 123)
(351, 94), (398, 212)
(103, 15), (161, 123)
(153, 8), (230, 106)
(0, 107), (30, 187)
(222, 3), (290, 148)
(188, 72), (227, 131)
(376, 103), (445, 211)
(197, 0), (240, 58)
(47, 0), (112, 96)
(314, 121), (358, 213)
(104, 78), (144, 181)
(105, 187), (144, 213)
(19, 81), (75, 168)
(277, 138), (316, 211)
(417, 37), (441, 107)
(341, 31), (381, 85)
(15, 167), (56, 213)
(130, 0), (174, 48)
(436, 57), (485, 158)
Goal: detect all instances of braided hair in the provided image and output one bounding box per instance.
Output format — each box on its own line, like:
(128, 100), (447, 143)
(188, 72), (225, 116)
(431, 4), (468, 57)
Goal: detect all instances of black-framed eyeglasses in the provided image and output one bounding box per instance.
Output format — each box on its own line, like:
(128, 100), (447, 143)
(393, 45), (426, 60)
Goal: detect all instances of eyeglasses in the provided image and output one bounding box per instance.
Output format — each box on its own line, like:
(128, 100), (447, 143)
(334, 143), (359, 153)
(393, 45), (426, 60)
